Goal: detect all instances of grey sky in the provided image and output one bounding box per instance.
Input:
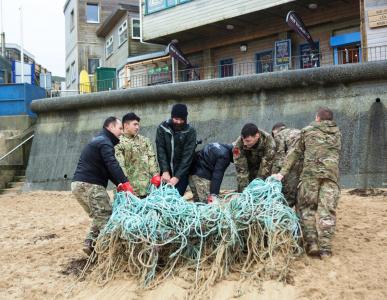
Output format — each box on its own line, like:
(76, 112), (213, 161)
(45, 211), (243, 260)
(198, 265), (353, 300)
(1, 0), (65, 76)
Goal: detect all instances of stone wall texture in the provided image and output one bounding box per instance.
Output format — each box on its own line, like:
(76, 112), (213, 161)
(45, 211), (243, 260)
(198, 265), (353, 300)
(27, 62), (387, 190)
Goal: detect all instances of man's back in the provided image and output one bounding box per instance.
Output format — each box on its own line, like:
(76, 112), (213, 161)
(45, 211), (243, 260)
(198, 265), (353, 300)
(73, 128), (126, 187)
(272, 128), (301, 173)
(194, 143), (232, 180)
(301, 120), (341, 182)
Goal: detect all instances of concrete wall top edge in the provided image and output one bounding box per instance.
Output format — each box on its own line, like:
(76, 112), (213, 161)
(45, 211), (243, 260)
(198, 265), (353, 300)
(31, 61), (387, 113)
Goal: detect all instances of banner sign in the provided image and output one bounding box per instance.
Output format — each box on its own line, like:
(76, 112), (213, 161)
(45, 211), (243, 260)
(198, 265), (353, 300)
(286, 11), (316, 50)
(167, 42), (192, 67)
(167, 41), (200, 80)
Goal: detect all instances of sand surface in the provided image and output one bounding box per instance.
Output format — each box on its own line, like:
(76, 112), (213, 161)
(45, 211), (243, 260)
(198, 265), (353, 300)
(0, 189), (386, 300)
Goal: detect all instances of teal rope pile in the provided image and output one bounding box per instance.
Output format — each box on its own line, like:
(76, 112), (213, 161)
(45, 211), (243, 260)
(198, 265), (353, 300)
(96, 176), (301, 286)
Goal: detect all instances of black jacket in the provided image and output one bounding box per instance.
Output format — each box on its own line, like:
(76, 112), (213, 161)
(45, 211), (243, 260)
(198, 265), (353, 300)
(156, 119), (197, 179)
(73, 128), (127, 188)
(192, 143), (233, 195)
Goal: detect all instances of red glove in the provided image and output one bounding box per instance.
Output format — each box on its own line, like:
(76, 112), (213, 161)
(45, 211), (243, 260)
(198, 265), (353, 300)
(117, 182), (134, 193)
(150, 174), (161, 187)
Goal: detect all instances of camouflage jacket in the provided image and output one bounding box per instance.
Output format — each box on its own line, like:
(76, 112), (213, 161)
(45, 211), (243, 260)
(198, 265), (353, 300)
(233, 129), (276, 192)
(272, 127), (301, 173)
(115, 134), (159, 196)
(280, 121), (341, 183)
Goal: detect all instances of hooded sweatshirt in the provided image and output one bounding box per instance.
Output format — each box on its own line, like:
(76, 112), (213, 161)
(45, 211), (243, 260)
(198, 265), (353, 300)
(280, 120), (341, 183)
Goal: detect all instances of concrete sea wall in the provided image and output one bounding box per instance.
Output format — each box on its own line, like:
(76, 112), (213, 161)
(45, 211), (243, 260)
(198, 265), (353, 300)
(27, 62), (387, 190)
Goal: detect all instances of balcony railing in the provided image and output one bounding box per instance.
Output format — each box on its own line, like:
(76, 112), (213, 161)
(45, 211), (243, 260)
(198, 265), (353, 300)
(59, 45), (387, 97)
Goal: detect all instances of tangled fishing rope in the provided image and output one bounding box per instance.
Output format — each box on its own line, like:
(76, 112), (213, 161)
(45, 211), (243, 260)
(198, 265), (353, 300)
(87, 177), (302, 295)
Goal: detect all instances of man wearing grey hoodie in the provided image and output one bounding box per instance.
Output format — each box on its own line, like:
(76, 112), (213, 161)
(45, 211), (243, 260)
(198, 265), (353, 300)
(273, 107), (341, 259)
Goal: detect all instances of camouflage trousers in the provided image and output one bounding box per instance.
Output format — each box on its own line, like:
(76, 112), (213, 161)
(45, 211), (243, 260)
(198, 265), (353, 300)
(189, 175), (211, 203)
(71, 181), (112, 241)
(297, 178), (340, 252)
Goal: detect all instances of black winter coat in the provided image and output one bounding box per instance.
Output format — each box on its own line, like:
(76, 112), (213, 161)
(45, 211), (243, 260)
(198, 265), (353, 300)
(156, 119), (197, 180)
(192, 143), (233, 195)
(73, 128), (127, 187)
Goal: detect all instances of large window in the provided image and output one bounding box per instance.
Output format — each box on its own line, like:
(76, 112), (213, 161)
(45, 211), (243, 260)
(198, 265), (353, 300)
(86, 3), (99, 23)
(118, 20), (128, 45)
(299, 42), (320, 69)
(88, 58), (100, 74)
(106, 36), (114, 57)
(337, 45), (360, 64)
(145, 0), (192, 14)
(330, 32), (361, 65)
(131, 18), (140, 39)
(219, 58), (233, 78)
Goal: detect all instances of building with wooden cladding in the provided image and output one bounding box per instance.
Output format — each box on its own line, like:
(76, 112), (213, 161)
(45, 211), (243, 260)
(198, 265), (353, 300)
(64, 0), (145, 90)
(95, 3), (164, 89)
(139, 0), (387, 80)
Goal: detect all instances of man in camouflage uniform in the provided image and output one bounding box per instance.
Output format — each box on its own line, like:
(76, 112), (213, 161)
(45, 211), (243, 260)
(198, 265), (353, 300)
(72, 117), (133, 255)
(233, 123), (276, 192)
(115, 112), (159, 198)
(271, 122), (302, 207)
(273, 107), (341, 258)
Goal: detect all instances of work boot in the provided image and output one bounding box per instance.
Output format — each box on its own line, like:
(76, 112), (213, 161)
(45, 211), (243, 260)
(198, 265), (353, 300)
(319, 250), (332, 259)
(82, 239), (94, 256)
(305, 242), (319, 257)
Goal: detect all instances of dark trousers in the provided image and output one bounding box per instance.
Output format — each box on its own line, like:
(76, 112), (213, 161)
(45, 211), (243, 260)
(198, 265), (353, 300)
(175, 175), (189, 196)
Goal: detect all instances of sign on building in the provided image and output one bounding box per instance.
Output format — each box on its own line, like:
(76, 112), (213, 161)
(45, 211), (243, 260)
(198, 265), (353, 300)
(299, 42), (320, 69)
(368, 8), (387, 28)
(275, 39), (291, 70)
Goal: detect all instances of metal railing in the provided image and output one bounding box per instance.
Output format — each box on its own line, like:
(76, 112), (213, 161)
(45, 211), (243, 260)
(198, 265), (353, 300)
(55, 45), (387, 97)
(0, 134), (34, 163)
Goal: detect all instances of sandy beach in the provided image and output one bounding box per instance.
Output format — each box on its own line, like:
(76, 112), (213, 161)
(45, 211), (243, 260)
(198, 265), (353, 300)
(0, 189), (386, 299)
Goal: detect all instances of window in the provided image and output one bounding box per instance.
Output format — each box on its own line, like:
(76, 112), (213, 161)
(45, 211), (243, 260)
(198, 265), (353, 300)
(70, 9), (74, 31)
(219, 58), (233, 78)
(299, 42), (320, 69)
(131, 18), (140, 39)
(70, 61), (76, 83)
(145, 0), (192, 14)
(256, 51), (273, 73)
(337, 45), (360, 64)
(86, 3), (99, 23)
(106, 36), (114, 57)
(118, 20), (128, 45)
(88, 58), (100, 74)
(66, 67), (70, 86)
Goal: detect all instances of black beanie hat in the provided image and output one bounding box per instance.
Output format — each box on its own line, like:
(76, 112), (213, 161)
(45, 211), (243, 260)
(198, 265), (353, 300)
(171, 103), (188, 120)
